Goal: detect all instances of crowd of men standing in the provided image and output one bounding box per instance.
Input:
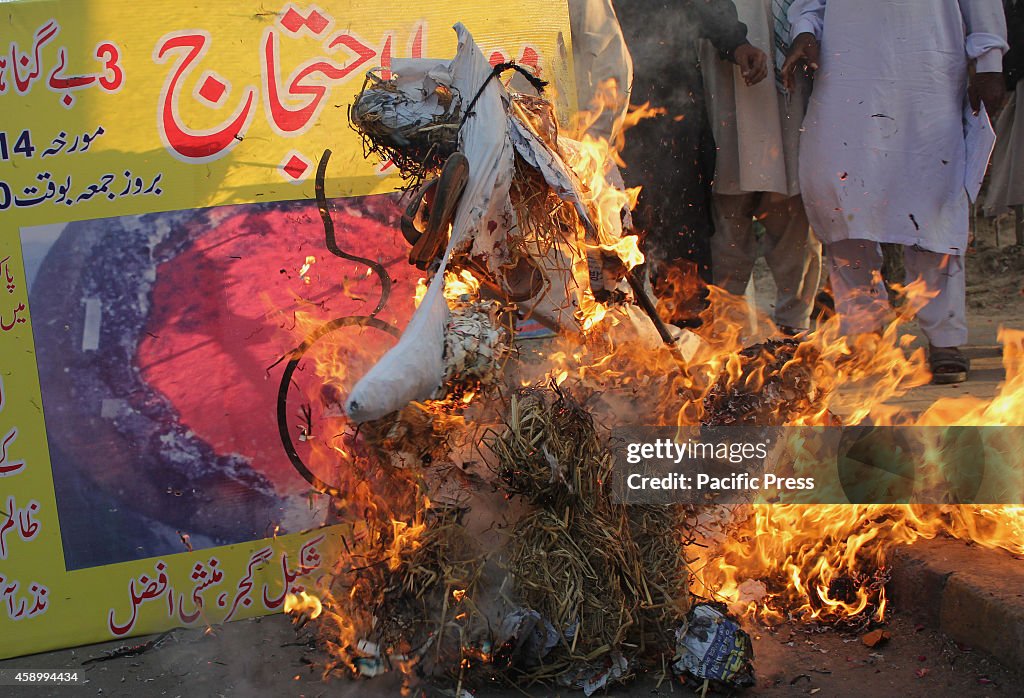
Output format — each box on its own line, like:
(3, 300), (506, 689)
(571, 0), (1022, 384)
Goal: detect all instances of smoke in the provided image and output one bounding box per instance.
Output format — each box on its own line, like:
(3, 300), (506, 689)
(609, 0), (720, 288)
(612, 0), (705, 117)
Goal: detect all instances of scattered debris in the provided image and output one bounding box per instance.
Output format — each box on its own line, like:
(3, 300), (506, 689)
(495, 607), (559, 669)
(861, 629), (892, 648)
(702, 339), (834, 426)
(82, 630), (176, 665)
(570, 652), (629, 697)
(672, 603), (755, 688)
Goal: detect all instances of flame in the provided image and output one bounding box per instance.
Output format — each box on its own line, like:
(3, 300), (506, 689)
(285, 591), (323, 620)
(298, 254), (316, 284)
(687, 310), (1024, 625)
(414, 269), (482, 308)
(387, 518), (426, 571)
(532, 275), (1024, 626)
(564, 133), (644, 271)
(444, 269), (481, 299)
(559, 103), (665, 334)
(291, 62), (1024, 686)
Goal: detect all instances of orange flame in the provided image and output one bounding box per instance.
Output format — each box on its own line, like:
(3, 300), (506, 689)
(285, 591), (323, 620)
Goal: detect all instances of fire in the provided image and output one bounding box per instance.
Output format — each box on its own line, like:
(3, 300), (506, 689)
(695, 503), (1024, 625)
(564, 133), (644, 271)
(560, 98), (666, 334)
(443, 269), (481, 299)
(688, 309), (1024, 625)
(282, 48), (1024, 691)
(414, 269), (482, 307)
(285, 591), (323, 620)
(530, 274), (1024, 627)
(298, 254), (316, 283)
(387, 518), (426, 571)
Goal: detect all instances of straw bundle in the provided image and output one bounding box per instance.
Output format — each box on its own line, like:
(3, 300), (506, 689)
(490, 387), (608, 508)
(489, 387), (693, 684)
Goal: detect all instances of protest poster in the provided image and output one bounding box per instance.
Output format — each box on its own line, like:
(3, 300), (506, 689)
(0, 0), (573, 657)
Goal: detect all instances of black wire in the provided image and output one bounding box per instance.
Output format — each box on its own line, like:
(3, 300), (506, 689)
(315, 149), (392, 316)
(460, 61), (549, 128)
(275, 149), (401, 498)
(276, 316), (401, 498)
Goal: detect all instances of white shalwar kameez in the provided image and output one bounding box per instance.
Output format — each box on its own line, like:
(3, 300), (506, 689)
(702, 0), (821, 331)
(789, 0), (1007, 344)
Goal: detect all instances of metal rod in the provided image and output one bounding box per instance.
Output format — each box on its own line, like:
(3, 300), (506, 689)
(625, 269), (677, 346)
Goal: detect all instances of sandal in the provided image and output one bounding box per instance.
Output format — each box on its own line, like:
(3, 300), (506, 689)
(401, 152), (470, 270)
(777, 324), (809, 339)
(929, 345), (969, 384)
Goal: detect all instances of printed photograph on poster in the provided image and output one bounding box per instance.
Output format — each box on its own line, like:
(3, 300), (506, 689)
(19, 195), (418, 570)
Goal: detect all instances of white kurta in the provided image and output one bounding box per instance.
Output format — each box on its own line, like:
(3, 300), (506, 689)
(702, 0), (808, 197)
(790, 0), (1008, 255)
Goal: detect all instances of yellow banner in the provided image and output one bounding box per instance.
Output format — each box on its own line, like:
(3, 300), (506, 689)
(0, 0), (573, 658)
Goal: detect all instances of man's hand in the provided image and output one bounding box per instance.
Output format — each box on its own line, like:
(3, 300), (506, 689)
(969, 72), (1006, 116)
(733, 42), (768, 86)
(781, 32), (820, 92)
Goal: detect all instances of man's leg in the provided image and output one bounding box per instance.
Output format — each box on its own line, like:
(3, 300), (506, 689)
(709, 192), (760, 333)
(903, 246), (968, 348)
(825, 238), (890, 335)
(759, 194), (822, 331)
(710, 193), (758, 295)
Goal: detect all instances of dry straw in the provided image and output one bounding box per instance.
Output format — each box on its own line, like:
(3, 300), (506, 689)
(490, 386), (691, 684)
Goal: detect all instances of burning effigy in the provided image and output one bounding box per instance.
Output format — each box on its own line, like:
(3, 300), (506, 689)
(271, 23), (736, 694)
(275, 20), (1024, 698)
(341, 24), (700, 426)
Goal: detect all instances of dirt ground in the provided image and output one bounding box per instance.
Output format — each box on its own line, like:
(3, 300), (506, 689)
(966, 212), (1024, 319)
(2, 600), (1019, 697)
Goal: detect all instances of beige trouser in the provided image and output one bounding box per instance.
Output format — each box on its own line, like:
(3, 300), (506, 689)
(710, 192), (822, 329)
(826, 239), (967, 347)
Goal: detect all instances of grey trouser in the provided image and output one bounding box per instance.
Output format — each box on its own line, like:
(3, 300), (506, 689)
(711, 192), (821, 329)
